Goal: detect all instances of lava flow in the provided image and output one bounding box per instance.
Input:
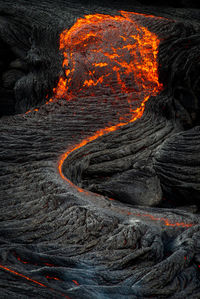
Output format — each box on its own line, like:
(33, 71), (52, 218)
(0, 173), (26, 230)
(55, 11), (163, 103)
(25, 11), (195, 229)
(55, 12), (195, 229)
(0, 264), (70, 299)
(56, 11), (163, 183)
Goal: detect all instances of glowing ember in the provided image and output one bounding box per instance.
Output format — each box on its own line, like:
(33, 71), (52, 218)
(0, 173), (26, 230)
(56, 12), (194, 229)
(0, 264), (70, 298)
(72, 280), (80, 286)
(43, 262), (55, 267)
(46, 275), (60, 281)
(0, 264), (47, 287)
(130, 212), (194, 228)
(16, 256), (29, 264)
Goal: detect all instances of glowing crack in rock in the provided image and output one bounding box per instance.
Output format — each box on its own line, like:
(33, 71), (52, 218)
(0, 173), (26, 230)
(0, 265), (70, 299)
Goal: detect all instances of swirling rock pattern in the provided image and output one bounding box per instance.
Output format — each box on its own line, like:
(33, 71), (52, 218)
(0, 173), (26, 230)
(0, 1), (200, 298)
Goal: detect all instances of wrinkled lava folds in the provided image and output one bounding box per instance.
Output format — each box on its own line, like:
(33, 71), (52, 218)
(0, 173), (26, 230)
(25, 12), (196, 229)
(55, 11), (163, 181)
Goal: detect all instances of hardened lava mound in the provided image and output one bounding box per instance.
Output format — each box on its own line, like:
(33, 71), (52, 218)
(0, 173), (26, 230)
(0, 1), (200, 298)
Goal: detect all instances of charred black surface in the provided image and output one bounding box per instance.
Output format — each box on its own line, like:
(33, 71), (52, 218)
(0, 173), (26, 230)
(0, 1), (200, 298)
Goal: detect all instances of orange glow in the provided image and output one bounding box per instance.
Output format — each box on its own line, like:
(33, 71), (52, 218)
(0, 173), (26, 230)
(119, 210), (194, 227)
(46, 275), (60, 281)
(14, 252), (57, 268)
(132, 213), (194, 228)
(43, 262), (55, 267)
(0, 264), (71, 299)
(23, 12), (194, 229)
(57, 11), (163, 192)
(0, 264), (47, 287)
(26, 10), (164, 116)
(58, 96), (149, 181)
(94, 62), (108, 67)
(55, 11), (163, 104)
(16, 256), (29, 264)
(25, 108), (38, 114)
(56, 13), (194, 229)
(72, 280), (80, 286)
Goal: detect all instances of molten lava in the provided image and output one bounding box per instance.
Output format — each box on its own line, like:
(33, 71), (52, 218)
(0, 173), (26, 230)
(0, 264), (70, 298)
(26, 12), (193, 228)
(24, 11), (195, 228)
(56, 11), (163, 186)
(54, 11), (163, 110)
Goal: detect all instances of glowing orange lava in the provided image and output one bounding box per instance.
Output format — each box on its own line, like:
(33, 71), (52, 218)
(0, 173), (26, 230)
(24, 11), (195, 228)
(57, 11), (163, 185)
(0, 264), (70, 298)
(72, 280), (80, 286)
(131, 212), (193, 228)
(46, 275), (60, 281)
(0, 264), (47, 287)
(54, 11), (163, 105)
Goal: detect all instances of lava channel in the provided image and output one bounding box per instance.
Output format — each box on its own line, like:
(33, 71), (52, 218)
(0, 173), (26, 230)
(25, 12), (196, 229)
(55, 11), (163, 187)
(27, 12), (164, 196)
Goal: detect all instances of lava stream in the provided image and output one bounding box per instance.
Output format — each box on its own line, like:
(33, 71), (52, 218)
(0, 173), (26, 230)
(56, 11), (163, 187)
(25, 12), (194, 228)
(0, 265), (70, 298)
